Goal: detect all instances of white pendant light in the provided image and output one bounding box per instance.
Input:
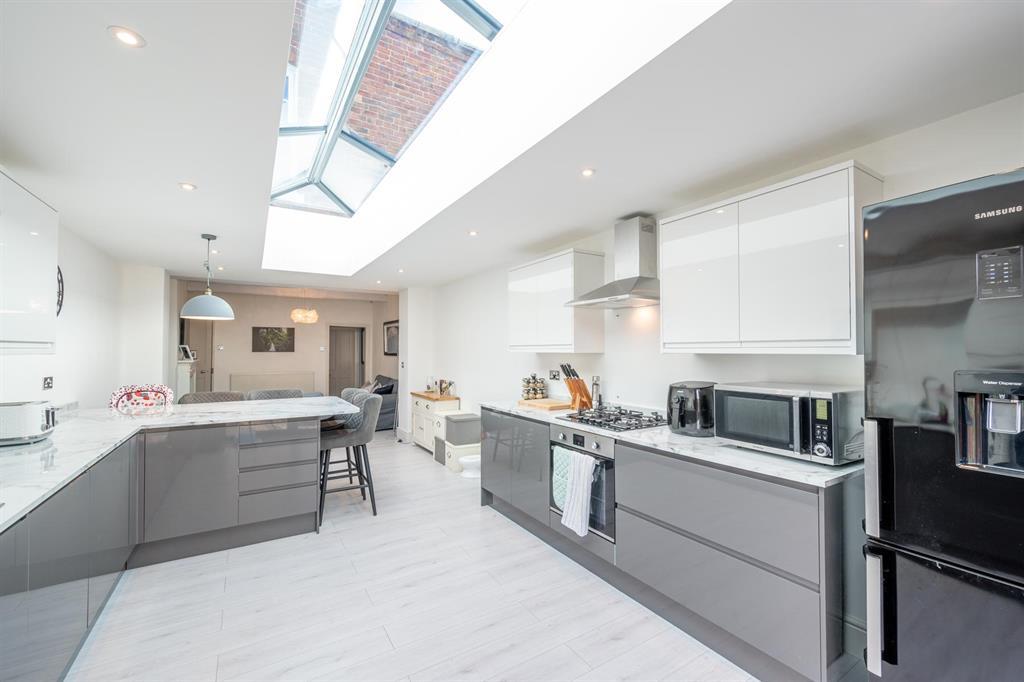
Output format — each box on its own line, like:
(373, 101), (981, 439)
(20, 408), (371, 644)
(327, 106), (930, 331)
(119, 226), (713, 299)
(180, 234), (235, 321)
(290, 288), (319, 324)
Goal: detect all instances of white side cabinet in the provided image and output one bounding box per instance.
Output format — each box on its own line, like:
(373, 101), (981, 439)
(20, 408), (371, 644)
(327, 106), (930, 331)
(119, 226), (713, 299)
(410, 392), (461, 451)
(0, 170), (58, 353)
(507, 249), (604, 353)
(660, 161), (883, 355)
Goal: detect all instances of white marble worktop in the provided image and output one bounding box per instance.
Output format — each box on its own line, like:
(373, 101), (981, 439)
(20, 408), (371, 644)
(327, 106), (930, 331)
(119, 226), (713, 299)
(0, 397), (356, 533)
(480, 400), (863, 489)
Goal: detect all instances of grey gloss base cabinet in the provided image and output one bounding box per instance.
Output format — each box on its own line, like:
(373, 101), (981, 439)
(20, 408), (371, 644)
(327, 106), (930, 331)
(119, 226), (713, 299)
(0, 439), (134, 682)
(480, 408), (550, 524)
(614, 443), (849, 682)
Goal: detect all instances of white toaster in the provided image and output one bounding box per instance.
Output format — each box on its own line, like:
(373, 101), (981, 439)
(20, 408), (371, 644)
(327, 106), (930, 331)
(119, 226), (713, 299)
(0, 401), (57, 446)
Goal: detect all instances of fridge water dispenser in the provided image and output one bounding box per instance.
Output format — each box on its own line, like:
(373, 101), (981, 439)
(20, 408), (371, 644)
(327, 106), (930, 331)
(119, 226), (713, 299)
(956, 370), (1024, 476)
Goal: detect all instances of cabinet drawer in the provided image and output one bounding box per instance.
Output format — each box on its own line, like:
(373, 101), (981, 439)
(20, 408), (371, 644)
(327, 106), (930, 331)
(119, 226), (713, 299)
(238, 485), (316, 525)
(615, 444), (819, 583)
(239, 463), (318, 493)
(239, 419), (319, 446)
(549, 511), (613, 564)
(239, 440), (318, 469)
(616, 509), (820, 680)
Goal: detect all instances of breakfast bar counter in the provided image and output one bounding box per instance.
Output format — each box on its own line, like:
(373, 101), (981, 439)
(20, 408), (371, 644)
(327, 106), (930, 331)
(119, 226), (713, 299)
(0, 396), (356, 533)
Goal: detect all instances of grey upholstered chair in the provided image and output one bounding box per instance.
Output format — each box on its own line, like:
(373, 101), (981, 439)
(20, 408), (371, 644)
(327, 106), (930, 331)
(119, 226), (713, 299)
(319, 390), (382, 518)
(245, 388), (304, 401)
(178, 391), (244, 404)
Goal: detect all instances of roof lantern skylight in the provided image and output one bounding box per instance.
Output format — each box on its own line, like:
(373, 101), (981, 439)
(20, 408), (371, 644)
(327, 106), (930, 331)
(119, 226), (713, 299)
(270, 0), (521, 217)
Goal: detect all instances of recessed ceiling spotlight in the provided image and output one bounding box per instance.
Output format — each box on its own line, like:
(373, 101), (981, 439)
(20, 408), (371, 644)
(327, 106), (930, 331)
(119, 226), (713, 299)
(217, 266), (224, 271)
(211, 249), (218, 255)
(376, 280), (382, 284)
(179, 182), (197, 191)
(29, 231), (39, 236)
(580, 168), (596, 178)
(108, 25), (146, 47)
(468, 230), (478, 237)
(398, 268), (404, 274)
(715, 209), (725, 214)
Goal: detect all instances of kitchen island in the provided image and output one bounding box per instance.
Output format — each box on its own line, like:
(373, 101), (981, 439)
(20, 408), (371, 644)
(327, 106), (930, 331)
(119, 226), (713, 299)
(479, 401), (866, 682)
(0, 396), (355, 681)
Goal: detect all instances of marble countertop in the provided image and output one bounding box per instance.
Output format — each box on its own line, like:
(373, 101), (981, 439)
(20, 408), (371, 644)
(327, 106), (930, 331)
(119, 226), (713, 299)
(0, 397), (356, 533)
(480, 400), (863, 489)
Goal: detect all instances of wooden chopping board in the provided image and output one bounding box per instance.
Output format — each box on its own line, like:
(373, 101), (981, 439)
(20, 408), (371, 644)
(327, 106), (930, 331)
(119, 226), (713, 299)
(518, 398), (572, 411)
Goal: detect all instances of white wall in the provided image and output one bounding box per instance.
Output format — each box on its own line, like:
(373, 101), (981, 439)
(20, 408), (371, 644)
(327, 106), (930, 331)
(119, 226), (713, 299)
(117, 264), (169, 388)
(0, 226), (121, 408)
(397, 286), (434, 438)
(430, 94), (1024, 412)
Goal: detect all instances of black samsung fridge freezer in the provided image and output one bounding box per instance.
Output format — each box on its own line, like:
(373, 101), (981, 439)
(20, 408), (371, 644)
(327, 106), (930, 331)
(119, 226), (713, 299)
(862, 168), (1024, 680)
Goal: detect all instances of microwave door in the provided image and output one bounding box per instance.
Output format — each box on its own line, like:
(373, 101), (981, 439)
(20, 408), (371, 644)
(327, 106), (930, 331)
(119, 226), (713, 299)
(714, 391), (799, 455)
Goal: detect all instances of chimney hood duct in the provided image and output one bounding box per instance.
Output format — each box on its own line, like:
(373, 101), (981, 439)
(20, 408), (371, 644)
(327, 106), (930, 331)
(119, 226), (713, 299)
(566, 216), (659, 308)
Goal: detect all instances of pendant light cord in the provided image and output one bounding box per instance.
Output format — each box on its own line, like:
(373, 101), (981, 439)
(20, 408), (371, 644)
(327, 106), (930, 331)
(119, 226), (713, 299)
(204, 236), (214, 293)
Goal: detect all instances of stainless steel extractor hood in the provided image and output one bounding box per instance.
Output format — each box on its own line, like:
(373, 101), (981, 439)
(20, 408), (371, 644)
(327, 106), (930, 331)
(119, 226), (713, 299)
(566, 216), (659, 308)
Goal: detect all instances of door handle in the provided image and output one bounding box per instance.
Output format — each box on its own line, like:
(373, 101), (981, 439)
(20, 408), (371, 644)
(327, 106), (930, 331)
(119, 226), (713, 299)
(864, 418), (880, 538)
(865, 549), (883, 676)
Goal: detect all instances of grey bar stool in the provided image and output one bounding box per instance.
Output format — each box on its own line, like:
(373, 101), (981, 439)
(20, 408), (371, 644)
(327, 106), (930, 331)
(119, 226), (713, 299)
(178, 391), (244, 404)
(320, 391), (382, 519)
(245, 388), (304, 400)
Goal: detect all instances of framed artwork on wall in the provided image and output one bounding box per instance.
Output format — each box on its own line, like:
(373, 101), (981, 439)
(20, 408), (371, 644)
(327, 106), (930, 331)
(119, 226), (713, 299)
(383, 319), (399, 356)
(252, 327), (295, 352)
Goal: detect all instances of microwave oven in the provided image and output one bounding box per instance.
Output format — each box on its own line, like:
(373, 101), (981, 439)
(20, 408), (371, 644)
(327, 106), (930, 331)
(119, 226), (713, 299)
(713, 383), (864, 465)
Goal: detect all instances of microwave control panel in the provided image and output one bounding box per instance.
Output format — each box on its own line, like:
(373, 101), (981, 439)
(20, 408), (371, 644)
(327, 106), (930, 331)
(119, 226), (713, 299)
(811, 398), (833, 458)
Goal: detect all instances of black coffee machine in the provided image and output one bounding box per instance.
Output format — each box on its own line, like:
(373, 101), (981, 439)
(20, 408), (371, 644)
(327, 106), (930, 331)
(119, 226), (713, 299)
(668, 381), (715, 437)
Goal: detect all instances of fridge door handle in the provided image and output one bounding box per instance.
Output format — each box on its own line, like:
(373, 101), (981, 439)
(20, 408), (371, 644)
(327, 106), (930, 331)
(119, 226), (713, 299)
(864, 418), (880, 538)
(865, 549), (883, 676)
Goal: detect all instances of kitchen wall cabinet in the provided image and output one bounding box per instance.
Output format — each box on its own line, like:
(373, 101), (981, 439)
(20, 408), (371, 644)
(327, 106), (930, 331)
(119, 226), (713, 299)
(0, 169), (58, 353)
(660, 202), (740, 348)
(660, 161), (883, 354)
(480, 408), (550, 524)
(144, 425), (240, 542)
(410, 392), (460, 451)
(507, 249), (604, 353)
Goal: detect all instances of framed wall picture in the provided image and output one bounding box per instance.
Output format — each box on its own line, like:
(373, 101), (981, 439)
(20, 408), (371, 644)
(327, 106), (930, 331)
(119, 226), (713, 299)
(383, 319), (399, 356)
(252, 327), (295, 352)
(178, 344), (192, 361)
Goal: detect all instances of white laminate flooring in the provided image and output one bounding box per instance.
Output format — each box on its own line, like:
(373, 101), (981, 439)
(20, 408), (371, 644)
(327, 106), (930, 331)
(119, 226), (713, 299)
(67, 434), (757, 682)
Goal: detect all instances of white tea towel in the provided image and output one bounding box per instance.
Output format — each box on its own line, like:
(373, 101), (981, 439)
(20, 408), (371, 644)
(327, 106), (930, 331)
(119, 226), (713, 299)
(557, 446), (597, 537)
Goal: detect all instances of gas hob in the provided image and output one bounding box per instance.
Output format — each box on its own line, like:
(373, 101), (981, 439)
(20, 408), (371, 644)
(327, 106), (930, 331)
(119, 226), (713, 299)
(556, 405), (667, 432)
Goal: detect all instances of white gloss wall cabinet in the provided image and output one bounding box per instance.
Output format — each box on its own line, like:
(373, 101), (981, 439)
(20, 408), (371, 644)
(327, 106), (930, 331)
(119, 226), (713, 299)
(660, 161), (883, 354)
(661, 202), (740, 348)
(0, 170), (58, 353)
(507, 249), (604, 353)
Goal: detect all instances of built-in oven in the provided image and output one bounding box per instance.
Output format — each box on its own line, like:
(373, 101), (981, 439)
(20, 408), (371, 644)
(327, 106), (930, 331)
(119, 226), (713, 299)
(549, 424), (615, 542)
(714, 382), (864, 465)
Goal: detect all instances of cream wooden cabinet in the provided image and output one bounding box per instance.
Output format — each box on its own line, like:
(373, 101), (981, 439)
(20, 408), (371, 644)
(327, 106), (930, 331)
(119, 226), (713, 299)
(410, 392), (461, 451)
(507, 249), (604, 353)
(0, 170), (58, 353)
(660, 161), (883, 355)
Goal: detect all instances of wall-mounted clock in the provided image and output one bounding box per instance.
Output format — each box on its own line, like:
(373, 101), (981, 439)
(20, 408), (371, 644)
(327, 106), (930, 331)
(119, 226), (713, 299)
(56, 266), (64, 317)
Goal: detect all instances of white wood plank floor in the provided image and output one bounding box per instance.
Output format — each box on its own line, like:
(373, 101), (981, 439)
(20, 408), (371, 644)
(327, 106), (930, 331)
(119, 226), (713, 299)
(67, 434), (757, 682)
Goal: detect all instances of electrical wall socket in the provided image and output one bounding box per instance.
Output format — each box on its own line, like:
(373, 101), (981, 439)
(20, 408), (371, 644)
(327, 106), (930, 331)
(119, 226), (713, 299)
(549, 369), (560, 380)
(42, 376), (53, 390)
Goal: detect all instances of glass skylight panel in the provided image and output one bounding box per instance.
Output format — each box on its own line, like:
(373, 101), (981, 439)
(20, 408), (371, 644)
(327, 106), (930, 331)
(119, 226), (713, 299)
(271, 132), (323, 188)
(342, 0), (487, 159)
(322, 133), (392, 211)
(270, 0), (508, 218)
(281, 0), (366, 127)
(274, 183), (348, 215)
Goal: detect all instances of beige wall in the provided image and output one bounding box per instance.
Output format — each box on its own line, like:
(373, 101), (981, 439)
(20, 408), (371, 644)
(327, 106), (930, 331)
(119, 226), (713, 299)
(178, 290), (397, 395)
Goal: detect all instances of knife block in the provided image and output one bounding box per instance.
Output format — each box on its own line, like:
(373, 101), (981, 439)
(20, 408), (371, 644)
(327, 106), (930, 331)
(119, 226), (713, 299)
(564, 377), (593, 411)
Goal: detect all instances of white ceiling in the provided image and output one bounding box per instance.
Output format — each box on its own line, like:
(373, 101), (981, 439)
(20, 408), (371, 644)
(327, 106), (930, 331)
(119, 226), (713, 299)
(2, 1), (1022, 293)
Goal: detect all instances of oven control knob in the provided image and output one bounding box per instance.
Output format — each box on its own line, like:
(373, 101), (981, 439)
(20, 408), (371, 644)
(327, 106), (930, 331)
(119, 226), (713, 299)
(813, 443), (832, 458)
(592, 442), (600, 450)
(558, 433), (566, 441)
